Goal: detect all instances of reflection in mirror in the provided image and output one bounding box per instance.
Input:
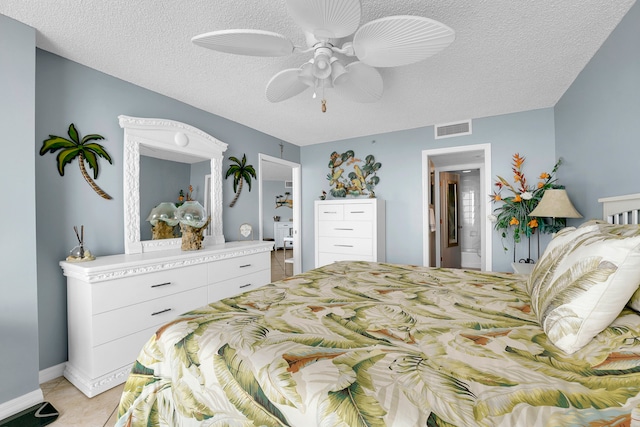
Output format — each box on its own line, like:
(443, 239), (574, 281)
(120, 115), (228, 254)
(146, 201), (179, 239)
(139, 156), (210, 240)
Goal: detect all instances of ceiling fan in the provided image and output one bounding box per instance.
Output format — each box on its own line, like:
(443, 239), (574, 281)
(192, 0), (455, 112)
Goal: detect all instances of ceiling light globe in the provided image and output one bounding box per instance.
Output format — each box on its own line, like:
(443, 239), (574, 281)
(330, 58), (349, 86)
(312, 51), (332, 79)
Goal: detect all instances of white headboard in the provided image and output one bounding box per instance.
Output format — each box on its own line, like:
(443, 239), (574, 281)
(599, 193), (640, 224)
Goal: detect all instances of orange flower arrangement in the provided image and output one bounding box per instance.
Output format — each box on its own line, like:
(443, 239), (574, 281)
(490, 153), (563, 259)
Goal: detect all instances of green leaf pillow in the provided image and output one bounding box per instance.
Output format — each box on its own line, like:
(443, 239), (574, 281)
(594, 221), (640, 312)
(528, 222), (640, 354)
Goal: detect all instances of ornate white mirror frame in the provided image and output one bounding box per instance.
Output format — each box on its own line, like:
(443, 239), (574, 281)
(119, 115), (227, 254)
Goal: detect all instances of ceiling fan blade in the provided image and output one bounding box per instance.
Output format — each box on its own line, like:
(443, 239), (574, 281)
(353, 16), (455, 67)
(333, 61), (383, 103)
(192, 29), (295, 56)
(266, 69), (310, 102)
(286, 0), (361, 40)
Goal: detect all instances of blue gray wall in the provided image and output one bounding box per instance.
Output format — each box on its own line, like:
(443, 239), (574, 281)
(34, 49), (299, 372)
(0, 15), (39, 404)
(300, 108), (558, 273)
(555, 1), (640, 219)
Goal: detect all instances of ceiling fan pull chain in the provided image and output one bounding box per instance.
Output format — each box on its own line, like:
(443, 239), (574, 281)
(321, 99), (327, 113)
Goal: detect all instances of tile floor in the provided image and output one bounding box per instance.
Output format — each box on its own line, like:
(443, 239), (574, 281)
(271, 247), (294, 281)
(40, 250), (293, 426)
(41, 376), (123, 426)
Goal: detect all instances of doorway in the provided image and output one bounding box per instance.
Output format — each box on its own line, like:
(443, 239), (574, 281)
(258, 154), (302, 276)
(422, 144), (492, 271)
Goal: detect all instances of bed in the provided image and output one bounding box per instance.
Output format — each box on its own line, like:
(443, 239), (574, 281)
(116, 194), (640, 427)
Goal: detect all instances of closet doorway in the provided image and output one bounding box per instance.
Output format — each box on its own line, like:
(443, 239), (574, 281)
(258, 154), (301, 277)
(422, 144), (492, 271)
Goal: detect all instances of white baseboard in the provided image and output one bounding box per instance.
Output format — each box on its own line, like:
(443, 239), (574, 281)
(0, 363), (66, 421)
(39, 363), (66, 384)
(0, 389), (43, 421)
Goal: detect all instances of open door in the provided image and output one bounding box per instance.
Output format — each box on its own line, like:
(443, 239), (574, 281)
(258, 154), (302, 275)
(440, 171), (461, 268)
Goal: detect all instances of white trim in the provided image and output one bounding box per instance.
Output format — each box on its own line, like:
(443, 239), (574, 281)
(258, 154), (302, 275)
(422, 143), (492, 271)
(0, 389), (43, 421)
(39, 363), (66, 384)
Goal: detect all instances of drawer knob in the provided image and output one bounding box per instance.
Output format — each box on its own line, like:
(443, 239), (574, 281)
(350, 211), (365, 214)
(151, 308), (172, 316)
(334, 228), (354, 231)
(150, 282), (172, 288)
(239, 283), (252, 289)
(334, 244), (354, 247)
(239, 264), (252, 268)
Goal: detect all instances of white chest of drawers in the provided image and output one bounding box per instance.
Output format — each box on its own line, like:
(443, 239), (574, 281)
(314, 199), (385, 268)
(59, 240), (273, 397)
(273, 221), (293, 249)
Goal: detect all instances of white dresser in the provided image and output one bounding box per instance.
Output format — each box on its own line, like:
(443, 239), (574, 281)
(315, 199), (385, 268)
(59, 240), (273, 398)
(273, 221), (293, 249)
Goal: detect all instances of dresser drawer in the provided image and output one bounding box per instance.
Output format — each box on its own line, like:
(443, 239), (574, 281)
(343, 203), (374, 221)
(208, 252), (269, 283)
(93, 287), (206, 346)
(317, 204), (344, 220)
(318, 252), (374, 267)
(208, 269), (270, 302)
(92, 324), (160, 378)
(318, 237), (373, 255)
(92, 264), (207, 314)
(318, 220), (372, 238)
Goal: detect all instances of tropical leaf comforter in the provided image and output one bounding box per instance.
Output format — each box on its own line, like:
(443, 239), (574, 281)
(116, 261), (640, 426)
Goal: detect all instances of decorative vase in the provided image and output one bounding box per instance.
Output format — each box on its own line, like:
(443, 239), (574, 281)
(146, 202), (179, 240)
(177, 201), (209, 250)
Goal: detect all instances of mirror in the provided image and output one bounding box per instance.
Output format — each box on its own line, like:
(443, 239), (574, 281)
(139, 155), (210, 241)
(120, 115), (228, 254)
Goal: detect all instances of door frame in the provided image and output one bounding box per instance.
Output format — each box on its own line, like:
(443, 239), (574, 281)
(422, 144), (492, 270)
(258, 154), (302, 275)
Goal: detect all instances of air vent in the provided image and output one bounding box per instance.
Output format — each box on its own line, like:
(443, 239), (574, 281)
(285, 180), (293, 188)
(435, 120), (472, 139)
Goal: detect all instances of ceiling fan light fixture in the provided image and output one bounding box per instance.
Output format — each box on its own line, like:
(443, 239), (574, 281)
(298, 60), (315, 86)
(312, 48), (332, 79)
(330, 58), (349, 85)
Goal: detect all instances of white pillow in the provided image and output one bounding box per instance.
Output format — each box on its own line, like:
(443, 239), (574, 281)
(528, 222), (640, 354)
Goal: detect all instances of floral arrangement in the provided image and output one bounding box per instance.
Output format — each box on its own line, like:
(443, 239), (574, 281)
(490, 153), (564, 258)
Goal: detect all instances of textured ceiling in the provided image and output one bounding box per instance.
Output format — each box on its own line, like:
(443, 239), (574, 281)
(1, 1), (635, 146)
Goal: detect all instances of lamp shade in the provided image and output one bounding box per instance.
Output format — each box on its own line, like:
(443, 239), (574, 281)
(529, 189), (582, 218)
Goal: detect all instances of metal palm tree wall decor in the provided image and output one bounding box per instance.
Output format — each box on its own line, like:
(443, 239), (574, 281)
(39, 123), (113, 199)
(225, 154), (256, 207)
